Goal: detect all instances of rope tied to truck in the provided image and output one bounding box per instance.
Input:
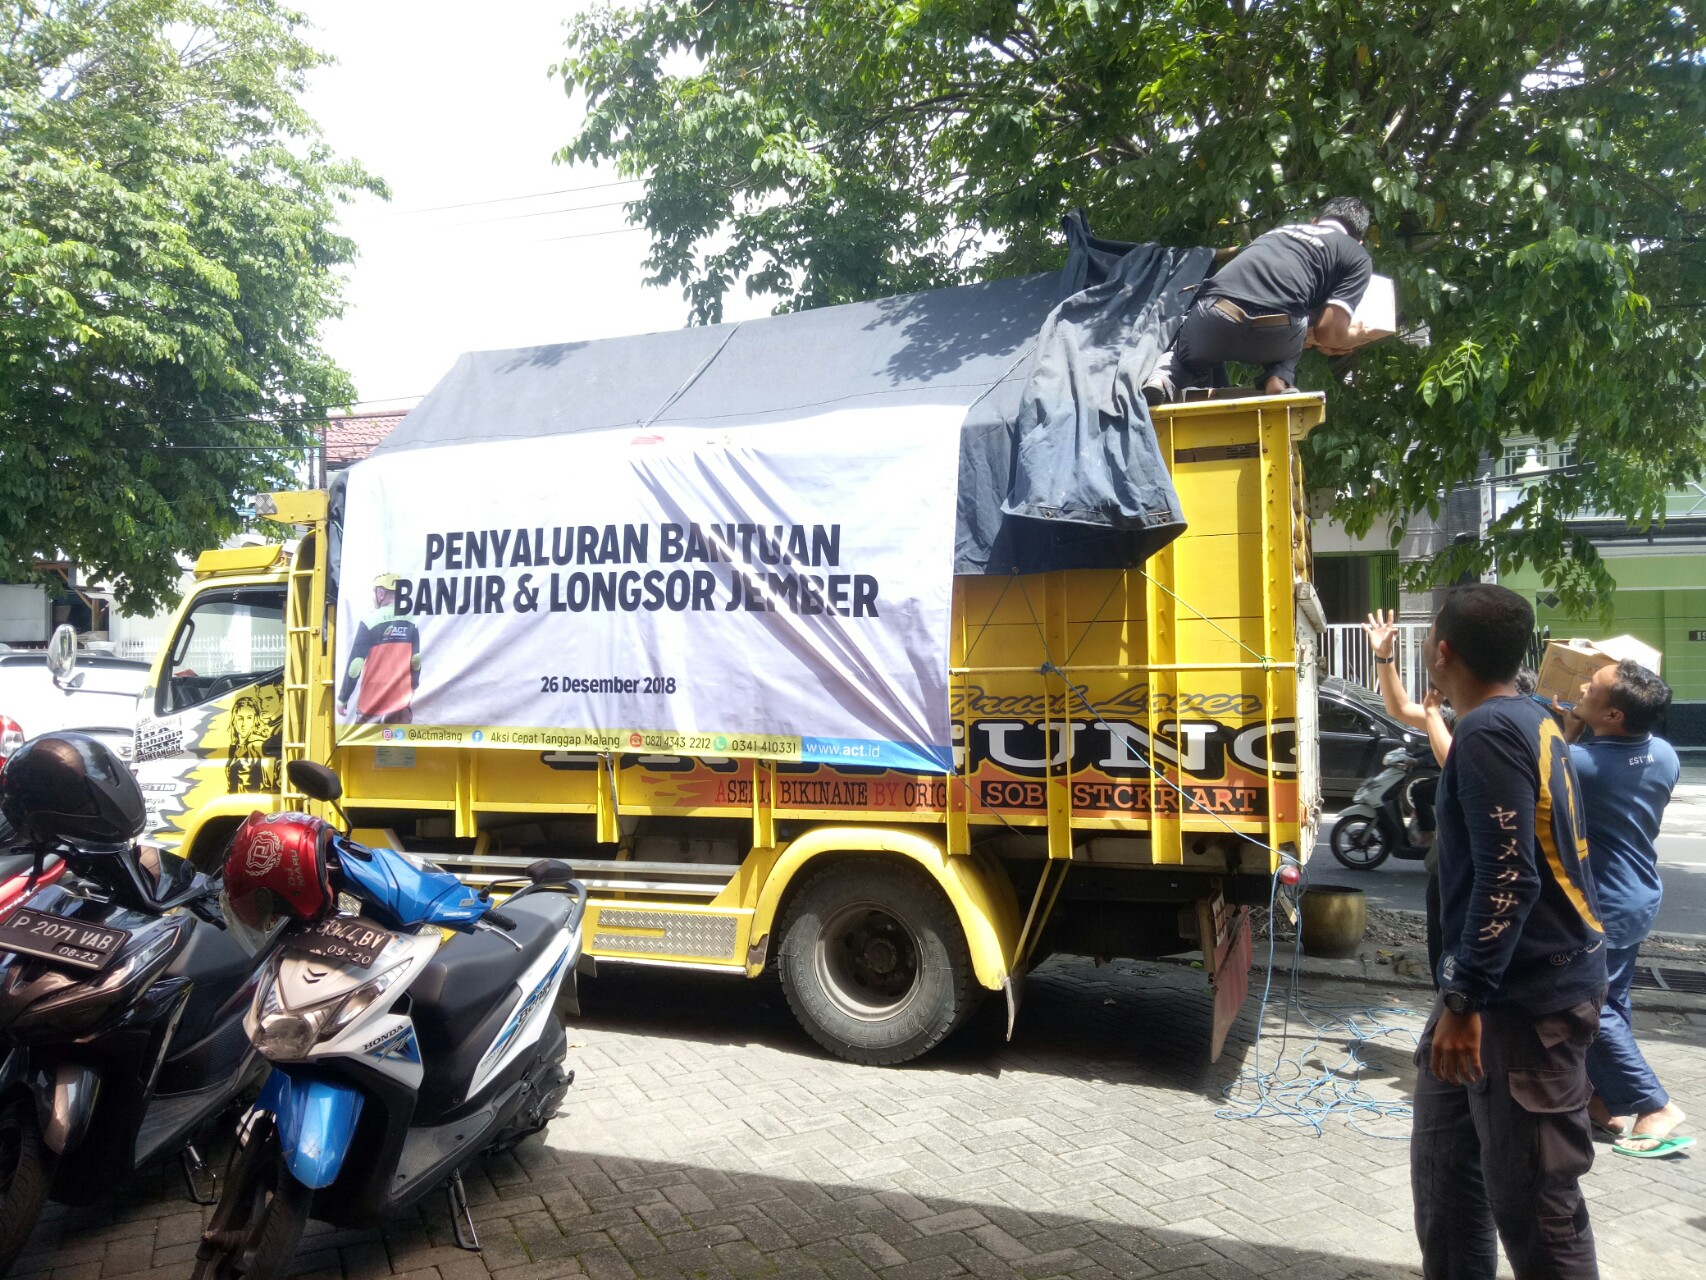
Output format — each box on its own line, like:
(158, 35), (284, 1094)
(1215, 863), (1424, 1138)
(1041, 661), (1280, 853)
(1020, 565), (1423, 1137)
(1038, 659), (1425, 1137)
(1136, 567), (1278, 672)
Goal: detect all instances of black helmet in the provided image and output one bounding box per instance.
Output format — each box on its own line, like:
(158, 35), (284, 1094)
(0, 733), (145, 851)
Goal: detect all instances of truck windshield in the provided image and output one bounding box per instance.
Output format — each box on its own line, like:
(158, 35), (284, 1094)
(160, 589), (286, 714)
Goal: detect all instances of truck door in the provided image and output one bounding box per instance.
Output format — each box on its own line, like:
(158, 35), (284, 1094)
(133, 585), (287, 851)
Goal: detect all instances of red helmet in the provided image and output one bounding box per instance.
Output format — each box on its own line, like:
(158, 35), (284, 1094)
(221, 811), (335, 953)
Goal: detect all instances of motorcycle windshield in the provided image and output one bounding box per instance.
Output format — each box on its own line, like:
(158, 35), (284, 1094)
(331, 837), (488, 930)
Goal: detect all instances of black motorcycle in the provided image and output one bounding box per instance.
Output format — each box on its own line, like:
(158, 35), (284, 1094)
(1329, 744), (1441, 870)
(0, 734), (272, 1273)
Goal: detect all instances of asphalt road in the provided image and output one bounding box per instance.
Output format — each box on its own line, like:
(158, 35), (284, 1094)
(1306, 818), (1706, 938)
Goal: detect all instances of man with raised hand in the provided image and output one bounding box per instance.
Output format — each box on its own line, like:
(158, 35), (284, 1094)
(1563, 658), (1690, 1158)
(1411, 584), (1605, 1280)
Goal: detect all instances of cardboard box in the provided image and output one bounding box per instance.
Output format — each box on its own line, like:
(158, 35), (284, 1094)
(1349, 274), (1396, 344)
(1534, 635), (1663, 706)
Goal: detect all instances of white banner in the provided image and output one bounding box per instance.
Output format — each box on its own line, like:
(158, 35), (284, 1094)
(334, 405), (962, 771)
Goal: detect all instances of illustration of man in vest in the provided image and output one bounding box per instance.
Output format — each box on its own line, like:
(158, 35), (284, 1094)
(337, 573), (422, 724)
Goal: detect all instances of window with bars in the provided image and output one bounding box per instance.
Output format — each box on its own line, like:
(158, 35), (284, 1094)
(1498, 440), (1577, 478)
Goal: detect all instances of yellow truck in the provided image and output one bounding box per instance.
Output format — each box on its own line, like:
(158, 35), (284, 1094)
(133, 245), (1325, 1066)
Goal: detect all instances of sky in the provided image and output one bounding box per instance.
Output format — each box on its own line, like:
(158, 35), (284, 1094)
(293, 1), (772, 409)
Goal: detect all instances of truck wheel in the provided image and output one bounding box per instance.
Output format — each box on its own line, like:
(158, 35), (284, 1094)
(1329, 815), (1391, 870)
(776, 858), (974, 1065)
(0, 1092), (53, 1276)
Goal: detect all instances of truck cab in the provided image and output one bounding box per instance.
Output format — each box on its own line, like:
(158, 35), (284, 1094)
(133, 547), (290, 851)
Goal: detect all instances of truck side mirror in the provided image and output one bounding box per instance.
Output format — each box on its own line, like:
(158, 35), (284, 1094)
(46, 624), (77, 687)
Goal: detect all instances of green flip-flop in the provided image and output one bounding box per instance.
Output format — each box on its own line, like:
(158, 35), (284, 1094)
(1611, 1133), (1695, 1159)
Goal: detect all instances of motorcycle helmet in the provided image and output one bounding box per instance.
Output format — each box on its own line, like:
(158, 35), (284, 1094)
(221, 810), (336, 954)
(0, 732), (145, 852)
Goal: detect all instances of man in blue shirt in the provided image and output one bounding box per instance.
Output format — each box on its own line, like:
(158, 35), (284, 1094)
(1411, 585), (1604, 1280)
(1564, 659), (1690, 1157)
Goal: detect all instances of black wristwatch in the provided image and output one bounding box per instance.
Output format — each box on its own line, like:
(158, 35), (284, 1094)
(1443, 990), (1480, 1017)
(1373, 655), (1395, 665)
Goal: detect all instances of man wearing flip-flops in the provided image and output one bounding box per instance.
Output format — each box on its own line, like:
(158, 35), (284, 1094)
(1562, 659), (1693, 1160)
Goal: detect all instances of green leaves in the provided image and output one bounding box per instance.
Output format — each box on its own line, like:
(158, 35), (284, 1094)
(554, 1), (1706, 614)
(1, 0), (381, 613)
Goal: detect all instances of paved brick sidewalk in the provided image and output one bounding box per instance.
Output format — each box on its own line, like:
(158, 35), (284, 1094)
(13, 958), (1705, 1280)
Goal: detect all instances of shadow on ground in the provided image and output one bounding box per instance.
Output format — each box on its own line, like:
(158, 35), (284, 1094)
(18, 1142), (1427, 1280)
(572, 955), (1268, 1101)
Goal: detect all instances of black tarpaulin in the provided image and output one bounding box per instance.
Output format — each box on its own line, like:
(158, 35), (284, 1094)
(336, 215), (1209, 590)
(998, 213), (1213, 568)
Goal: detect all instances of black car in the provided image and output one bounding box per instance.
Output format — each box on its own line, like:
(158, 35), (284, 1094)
(1317, 676), (1428, 803)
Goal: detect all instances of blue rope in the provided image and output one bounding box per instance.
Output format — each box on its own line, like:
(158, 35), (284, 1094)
(1216, 858), (1423, 1139)
(1026, 631), (1420, 1136)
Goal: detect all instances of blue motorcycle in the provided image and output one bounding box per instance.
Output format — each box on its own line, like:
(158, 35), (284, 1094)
(194, 762), (584, 1280)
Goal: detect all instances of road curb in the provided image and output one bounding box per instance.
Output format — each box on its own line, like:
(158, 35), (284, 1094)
(1229, 948), (1706, 1016)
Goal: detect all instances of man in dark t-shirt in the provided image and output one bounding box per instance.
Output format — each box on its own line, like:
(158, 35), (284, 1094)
(1144, 196), (1375, 403)
(1411, 584), (1605, 1280)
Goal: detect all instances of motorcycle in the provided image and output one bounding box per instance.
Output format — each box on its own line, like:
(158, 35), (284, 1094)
(1329, 744), (1440, 871)
(194, 760), (584, 1280)
(0, 734), (271, 1274)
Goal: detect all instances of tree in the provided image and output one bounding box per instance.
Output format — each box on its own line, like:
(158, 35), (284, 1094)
(554, 1), (1706, 613)
(1, 0), (380, 613)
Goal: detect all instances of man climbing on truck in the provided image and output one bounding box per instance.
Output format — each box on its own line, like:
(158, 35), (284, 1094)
(1144, 196), (1376, 403)
(337, 572), (422, 725)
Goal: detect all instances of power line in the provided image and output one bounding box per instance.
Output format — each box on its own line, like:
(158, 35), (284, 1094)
(388, 176), (645, 216)
(439, 196), (637, 228)
(96, 443), (328, 452)
(539, 224), (649, 243)
(2, 395), (425, 436)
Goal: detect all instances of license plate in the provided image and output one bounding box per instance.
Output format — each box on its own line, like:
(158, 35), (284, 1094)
(284, 917), (395, 969)
(0, 909), (129, 973)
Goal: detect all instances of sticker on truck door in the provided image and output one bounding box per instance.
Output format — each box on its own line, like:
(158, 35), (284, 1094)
(133, 587), (287, 848)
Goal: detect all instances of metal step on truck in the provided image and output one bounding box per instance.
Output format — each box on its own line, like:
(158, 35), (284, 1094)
(133, 226), (1325, 1066)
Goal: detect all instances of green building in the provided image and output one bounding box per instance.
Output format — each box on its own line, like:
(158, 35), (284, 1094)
(1503, 537), (1706, 748)
(1314, 440), (1706, 747)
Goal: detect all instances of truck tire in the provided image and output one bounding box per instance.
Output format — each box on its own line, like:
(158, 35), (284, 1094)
(776, 858), (975, 1065)
(0, 1091), (53, 1276)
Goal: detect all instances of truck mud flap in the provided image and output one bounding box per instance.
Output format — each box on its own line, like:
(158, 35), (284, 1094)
(1199, 894), (1253, 1063)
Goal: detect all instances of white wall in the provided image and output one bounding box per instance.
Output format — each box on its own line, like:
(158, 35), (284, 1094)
(0, 584), (50, 645)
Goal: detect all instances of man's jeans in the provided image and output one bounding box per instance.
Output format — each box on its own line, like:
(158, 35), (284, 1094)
(1412, 998), (1601, 1280)
(1150, 297), (1309, 393)
(1586, 941), (1670, 1116)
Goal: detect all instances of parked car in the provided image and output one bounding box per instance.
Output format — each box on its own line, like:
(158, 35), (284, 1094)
(0, 650), (149, 768)
(1317, 676), (1429, 804)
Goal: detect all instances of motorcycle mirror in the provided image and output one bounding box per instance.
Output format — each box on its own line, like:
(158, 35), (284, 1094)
(286, 760), (344, 803)
(46, 624), (77, 687)
(525, 858), (577, 886)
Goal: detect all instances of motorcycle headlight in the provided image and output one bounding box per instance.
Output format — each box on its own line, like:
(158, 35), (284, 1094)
(1382, 748), (1412, 766)
(13, 920), (187, 1035)
(252, 956), (405, 1062)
